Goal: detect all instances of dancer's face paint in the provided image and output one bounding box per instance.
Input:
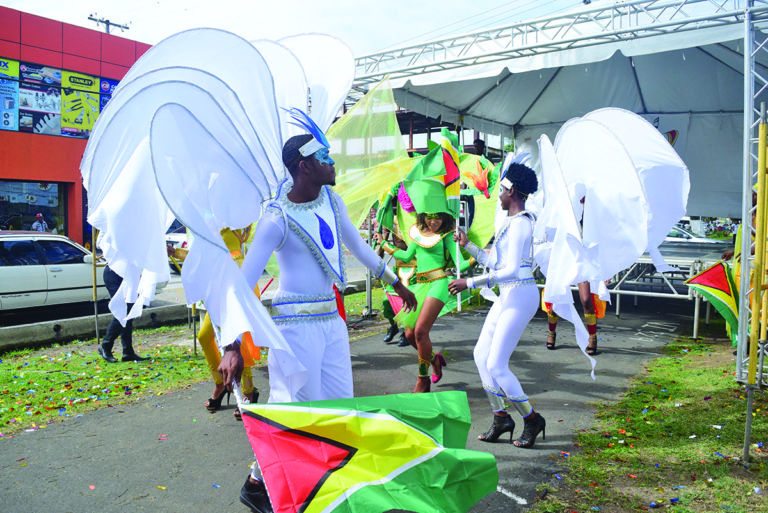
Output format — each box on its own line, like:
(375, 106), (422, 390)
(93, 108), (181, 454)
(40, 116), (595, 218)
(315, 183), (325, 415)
(314, 148), (335, 166)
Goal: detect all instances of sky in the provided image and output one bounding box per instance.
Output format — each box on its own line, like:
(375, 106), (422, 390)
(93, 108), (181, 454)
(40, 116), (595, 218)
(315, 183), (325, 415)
(0, 0), (595, 56)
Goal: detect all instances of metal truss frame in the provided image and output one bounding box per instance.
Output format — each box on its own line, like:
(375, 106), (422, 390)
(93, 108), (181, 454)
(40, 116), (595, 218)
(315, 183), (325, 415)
(738, 0), (768, 462)
(352, 0), (768, 94)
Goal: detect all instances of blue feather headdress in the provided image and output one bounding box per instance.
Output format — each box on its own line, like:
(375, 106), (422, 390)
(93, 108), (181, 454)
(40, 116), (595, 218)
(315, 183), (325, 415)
(284, 107), (330, 156)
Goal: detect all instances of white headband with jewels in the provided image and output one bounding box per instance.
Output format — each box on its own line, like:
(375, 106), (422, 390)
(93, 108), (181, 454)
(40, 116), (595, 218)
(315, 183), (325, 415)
(284, 107), (330, 156)
(500, 151), (532, 191)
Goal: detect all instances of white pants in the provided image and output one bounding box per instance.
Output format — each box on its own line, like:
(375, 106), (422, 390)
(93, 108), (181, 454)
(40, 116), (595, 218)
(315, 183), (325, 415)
(474, 284), (538, 405)
(267, 315), (353, 403)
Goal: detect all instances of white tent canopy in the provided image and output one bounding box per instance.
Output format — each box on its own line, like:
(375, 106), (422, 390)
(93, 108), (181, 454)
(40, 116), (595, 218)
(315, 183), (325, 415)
(353, 0), (768, 218)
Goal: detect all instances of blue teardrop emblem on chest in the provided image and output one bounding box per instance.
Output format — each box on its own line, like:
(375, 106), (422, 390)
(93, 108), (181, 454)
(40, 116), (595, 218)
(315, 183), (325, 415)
(316, 213), (335, 250)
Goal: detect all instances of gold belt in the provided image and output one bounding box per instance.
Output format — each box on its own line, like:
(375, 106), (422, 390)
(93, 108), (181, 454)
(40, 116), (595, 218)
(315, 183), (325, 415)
(416, 268), (447, 284)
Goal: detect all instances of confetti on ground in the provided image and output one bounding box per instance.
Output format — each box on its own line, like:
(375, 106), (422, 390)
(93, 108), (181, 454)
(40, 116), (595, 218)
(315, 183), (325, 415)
(157, 486), (166, 490)
(212, 484), (220, 488)
(89, 485), (95, 490)
(554, 474), (562, 480)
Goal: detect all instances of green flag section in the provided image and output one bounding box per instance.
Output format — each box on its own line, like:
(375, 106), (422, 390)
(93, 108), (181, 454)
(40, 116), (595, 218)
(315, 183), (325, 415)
(685, 261), (739, 345)
(440, 129), (462, 218)
(240, 391), (498, 513)
(403, 127), (462, 217)
(460, 155), (500, 251)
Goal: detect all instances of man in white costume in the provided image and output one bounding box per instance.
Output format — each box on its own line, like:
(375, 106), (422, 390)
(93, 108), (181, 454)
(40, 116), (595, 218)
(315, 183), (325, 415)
(219, 124), (417, 512)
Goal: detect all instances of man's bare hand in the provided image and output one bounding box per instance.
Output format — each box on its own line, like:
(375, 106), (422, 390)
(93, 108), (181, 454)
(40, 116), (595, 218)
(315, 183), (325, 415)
(393, 281), (418, 313)
(453, 228), (468, 247)
(218, 345), (244, 391)
(448, 278), (468, 295)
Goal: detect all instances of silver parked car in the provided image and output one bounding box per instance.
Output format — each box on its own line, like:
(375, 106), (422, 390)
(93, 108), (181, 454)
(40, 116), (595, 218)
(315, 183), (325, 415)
(0, 231), (110, 310)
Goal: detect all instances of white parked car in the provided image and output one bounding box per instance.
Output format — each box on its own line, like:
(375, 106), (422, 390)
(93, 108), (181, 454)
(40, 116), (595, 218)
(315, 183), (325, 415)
(664, 225), (729, 245)
(0, 231), (110, 310)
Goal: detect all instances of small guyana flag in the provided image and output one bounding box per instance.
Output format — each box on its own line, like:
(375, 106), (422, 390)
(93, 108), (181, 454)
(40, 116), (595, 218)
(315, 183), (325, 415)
(240, 391), (498, 513)
(685, 261), (739, 344)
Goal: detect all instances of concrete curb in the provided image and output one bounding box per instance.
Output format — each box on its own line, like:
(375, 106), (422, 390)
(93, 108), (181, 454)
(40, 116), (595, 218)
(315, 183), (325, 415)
(0, 304), (190, 351)
(0, 278), (372, 352)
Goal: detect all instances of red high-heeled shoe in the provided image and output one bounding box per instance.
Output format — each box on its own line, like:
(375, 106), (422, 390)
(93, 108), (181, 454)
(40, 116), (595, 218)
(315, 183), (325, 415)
(431, 353), (447, 384)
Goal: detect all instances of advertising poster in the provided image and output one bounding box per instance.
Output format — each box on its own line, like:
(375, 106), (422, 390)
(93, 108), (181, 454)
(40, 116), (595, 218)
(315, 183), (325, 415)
(0, 57), (20, 132)
(61, 70), (100, 138)
(100, 77), (118, 95)
(18, 82), (60, 135)
(19, 62), (61, 86)
(0, 57), (19, 79)
(0, 78), (19, 131)
(60, 88), (98, 138)
(99, 77), (119, 113)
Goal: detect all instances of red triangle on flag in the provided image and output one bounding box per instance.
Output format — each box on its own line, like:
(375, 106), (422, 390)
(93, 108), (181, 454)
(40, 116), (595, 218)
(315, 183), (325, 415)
(242, 412), (357, 513)
(441, 148), (460, 187)
(686, 262), (732, 296)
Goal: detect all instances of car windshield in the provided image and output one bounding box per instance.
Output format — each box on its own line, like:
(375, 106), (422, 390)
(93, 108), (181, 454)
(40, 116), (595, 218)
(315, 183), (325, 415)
(668, 226), (695, 239)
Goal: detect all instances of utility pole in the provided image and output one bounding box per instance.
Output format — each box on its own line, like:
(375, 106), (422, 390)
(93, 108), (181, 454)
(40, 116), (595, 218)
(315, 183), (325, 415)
(88, 14), (130, 35)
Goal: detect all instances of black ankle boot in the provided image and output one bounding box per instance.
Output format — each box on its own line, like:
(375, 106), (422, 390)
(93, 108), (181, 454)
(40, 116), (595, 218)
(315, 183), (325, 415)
(478, 414), (515, 443)
(383, 324), (399, 344)
(514, 413), (546, 448)
(97, 343), (117, 363)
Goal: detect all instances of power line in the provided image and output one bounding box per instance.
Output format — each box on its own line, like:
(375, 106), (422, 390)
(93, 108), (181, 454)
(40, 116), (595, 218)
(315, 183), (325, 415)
(370, 0), (586, 53)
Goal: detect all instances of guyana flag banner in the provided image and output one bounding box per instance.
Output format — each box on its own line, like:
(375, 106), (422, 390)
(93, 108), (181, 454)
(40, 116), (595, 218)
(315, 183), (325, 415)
(240, 391), (498, 513)
(685, 261), (739, 345)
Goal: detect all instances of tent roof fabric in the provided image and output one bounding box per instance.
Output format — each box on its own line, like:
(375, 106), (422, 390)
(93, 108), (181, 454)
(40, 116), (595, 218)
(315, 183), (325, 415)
(351, 0), (768, 217)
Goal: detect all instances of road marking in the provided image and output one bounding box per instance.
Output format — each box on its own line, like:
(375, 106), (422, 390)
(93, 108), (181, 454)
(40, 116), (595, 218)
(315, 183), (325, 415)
(497, 485), (527, 505)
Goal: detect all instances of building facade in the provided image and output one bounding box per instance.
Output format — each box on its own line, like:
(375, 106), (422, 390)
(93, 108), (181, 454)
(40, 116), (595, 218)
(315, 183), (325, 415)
(0, 6), (150, 245)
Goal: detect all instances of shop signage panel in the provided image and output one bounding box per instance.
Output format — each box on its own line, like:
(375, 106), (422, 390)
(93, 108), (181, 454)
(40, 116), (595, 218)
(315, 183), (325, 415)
(0, 57), (19, 79)
(18, 82), (60, 135)
(19, 62), (62, 86)
(0, 78), (19, 131)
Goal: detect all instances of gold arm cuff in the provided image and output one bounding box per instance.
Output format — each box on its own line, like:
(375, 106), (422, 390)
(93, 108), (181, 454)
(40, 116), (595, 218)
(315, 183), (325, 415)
(382, 242), (397, 255)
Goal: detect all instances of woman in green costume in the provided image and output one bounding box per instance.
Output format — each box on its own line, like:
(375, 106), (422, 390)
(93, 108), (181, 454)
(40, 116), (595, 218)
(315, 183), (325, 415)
(377, 211), (471, 392)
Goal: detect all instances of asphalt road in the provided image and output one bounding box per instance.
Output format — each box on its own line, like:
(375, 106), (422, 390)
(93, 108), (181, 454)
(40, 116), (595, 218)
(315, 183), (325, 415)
(0, 292), (697, 513)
